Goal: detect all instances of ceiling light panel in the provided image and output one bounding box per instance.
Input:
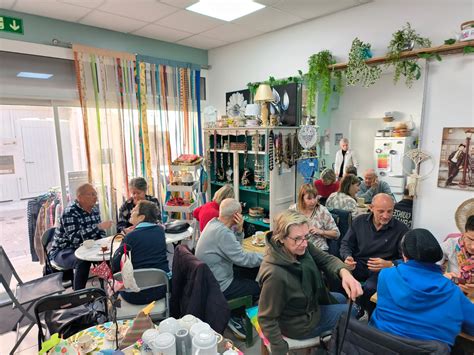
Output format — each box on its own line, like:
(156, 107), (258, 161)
(186, 0), (265, 22)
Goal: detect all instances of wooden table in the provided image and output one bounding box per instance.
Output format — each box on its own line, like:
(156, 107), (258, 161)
(242, 237), (266, 254)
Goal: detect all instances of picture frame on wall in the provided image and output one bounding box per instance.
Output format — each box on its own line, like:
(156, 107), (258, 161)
(225, 89), (250, 118)
(270, 82), (300, 127)
(437, 127), (474, 191)
(335, 133), (343, 145)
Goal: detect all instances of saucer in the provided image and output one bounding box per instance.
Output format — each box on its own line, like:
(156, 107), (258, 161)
(75, 339), (97, 354)
(251, 240), (265, 247)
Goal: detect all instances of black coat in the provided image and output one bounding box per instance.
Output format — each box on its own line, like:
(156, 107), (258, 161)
(170, 245), (230, 334)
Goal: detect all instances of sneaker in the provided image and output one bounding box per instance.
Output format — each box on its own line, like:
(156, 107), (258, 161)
(228, 316), (246, 340)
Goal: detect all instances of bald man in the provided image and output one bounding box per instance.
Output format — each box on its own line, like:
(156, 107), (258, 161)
(49, 183), (112, 290)
(356, 169), (393, 204)
(340, 193), (408, 316)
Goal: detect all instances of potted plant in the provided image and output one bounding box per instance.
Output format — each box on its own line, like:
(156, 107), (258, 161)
(306, 50), (341, 116)
(345, 38), (382, 88)
(386, 22), (431, 87)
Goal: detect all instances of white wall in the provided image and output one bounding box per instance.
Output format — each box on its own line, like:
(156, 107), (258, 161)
(208, 0), (474, 240)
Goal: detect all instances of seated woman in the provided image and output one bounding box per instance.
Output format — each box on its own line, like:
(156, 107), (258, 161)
(112, 200), (169, 305)
(289, 184), (340, 252)
(441, 215), (474, 298)
(117, 177), (160, 233)
(314, 168), (340, 205)
(326, 174), (361, 218)
(193, 184), (234, 232)
(371, 228), (474, 347)
(258, 210), (362, 354)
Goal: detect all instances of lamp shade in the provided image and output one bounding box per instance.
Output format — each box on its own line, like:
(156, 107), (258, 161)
(244, 104), (260, 116)
(254, 84), (274, 102)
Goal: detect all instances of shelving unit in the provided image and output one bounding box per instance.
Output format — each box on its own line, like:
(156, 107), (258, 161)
(204, 127), (297, 231)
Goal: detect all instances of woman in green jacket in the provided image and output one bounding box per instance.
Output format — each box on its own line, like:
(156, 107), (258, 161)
(258, 209), (362, 354)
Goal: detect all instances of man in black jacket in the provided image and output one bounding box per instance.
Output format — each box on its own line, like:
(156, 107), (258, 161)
(393, 188), (413, 229)
(446, 143), (466, 186)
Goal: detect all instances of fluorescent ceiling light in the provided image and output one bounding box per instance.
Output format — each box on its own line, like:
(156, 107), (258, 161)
(17, 72), (53, 79)
(187, 0), (265, 22)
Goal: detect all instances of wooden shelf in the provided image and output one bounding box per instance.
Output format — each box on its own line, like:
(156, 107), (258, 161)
(213, 148), (266, 155)
(243, 214), (270, 229)
(239, 185), (269, 195)
(167, 181), (198, 192)
(164, 201), (197, 213)
(328, 40), (474, 71)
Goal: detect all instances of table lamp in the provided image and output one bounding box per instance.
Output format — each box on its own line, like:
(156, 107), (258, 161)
(254, 84), (274, 127)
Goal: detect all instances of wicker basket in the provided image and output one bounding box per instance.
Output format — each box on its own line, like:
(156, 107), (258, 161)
(230, 142), (247, 150)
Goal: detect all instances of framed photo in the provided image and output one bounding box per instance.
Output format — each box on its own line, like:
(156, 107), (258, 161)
(271, 82), (300, 126)
(335, 133), (343, 145)
(437, 127), (474, 191)
(225, 89), (250, 118)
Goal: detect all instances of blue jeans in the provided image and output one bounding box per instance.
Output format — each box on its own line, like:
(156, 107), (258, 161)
(301, 292), (357, 338)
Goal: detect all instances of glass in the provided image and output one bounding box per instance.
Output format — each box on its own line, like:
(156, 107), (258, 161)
(286, 234), (311, 246)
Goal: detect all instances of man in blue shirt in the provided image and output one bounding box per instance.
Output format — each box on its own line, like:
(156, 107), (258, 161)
(356, 169), (393, 204)
(49, 183), (112, 290)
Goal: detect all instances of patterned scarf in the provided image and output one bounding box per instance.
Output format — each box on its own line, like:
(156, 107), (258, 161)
(456, 237), (474, 283)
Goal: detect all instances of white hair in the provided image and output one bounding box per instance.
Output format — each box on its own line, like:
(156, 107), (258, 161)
(219, 198), (241, 218)
(340, 138), (349, 144)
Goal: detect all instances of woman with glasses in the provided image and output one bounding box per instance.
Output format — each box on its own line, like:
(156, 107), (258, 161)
(289, 183), (340, 252)
(258, 210), (362, 354)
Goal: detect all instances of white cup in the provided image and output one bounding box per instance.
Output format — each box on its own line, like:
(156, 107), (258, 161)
(76, 334), (93, 352)
(189, 322), (211, 338)
(223, 350), (239, 355)
(142, 329), (160, 348)
(81, 239), (95, 249)
(192, 329), (217, 355)
(150, 332), (176, 355)
(159, 317), (180, 335)
(179, 314), (199, 330)
(254, 231), (266, 245)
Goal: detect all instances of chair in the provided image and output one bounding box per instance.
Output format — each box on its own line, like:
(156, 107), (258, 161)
(0, 246), (64, 354)
(328, 208), (352, 259)
(261, 336), (323, 355)
(113, 268), (170, 321)
(41, 228), (73, 287)
(34, 287), (107, 348)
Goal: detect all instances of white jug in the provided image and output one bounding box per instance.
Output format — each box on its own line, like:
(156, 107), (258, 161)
(192, 329), (218, 355)
(150, 332), (176, 355)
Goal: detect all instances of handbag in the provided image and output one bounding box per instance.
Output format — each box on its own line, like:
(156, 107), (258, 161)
(165, 220), (190, 234)
(91, 244), (112, 281)
(121, 244), (140, 292)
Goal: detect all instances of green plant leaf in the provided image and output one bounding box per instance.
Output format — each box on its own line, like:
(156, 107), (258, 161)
(434, 54), (442, 61)
(463, 46), (474, 54)
(444, 38), (456, 45)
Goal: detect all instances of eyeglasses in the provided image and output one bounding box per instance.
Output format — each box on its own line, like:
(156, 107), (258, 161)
(286, 234), (311, 246)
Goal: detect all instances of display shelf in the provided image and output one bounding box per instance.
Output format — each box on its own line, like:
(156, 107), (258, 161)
(239, 185), (269, 195)
(167, 181), (199, 192)
(164, 201), (198, 213)
(243, 214), (270, 228)
(170, 164), (202, 173)
(213, 148), (266, 155)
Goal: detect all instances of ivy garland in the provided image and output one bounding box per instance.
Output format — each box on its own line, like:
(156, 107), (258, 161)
(247, 72), (304, 97)
(386, 22), (432, 87)
(345, 38), (382, 87)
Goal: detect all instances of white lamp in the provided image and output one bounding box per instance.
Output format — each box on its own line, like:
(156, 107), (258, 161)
(254, 84), (274, 127)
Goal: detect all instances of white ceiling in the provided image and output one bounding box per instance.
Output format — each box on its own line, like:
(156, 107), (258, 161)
(2, 0), (372, 50)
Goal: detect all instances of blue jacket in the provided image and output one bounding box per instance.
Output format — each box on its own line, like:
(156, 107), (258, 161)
(370, 260), (474, 346)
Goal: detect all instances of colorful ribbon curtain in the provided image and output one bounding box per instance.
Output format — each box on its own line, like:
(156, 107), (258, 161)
(73, 44), (138, 226)
(136, 55), (202, 206)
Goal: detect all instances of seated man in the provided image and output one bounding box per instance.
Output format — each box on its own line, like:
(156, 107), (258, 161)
(393, 188), (413, 229)
(340, 193), (408, 315)
(48, 183), (112, 290)
(195, 198), (263, 338)
(371, 228), (474, 347)
(356, 169), (393, 204)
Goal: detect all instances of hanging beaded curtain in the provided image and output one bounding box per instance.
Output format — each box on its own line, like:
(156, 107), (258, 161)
(73, 44), (139, 227)
(136, 55), (202, 206)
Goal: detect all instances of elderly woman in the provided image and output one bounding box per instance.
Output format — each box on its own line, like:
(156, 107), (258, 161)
(193, 184), (235, 232)
(314, 168), (340, 205)
(117, 177), (161, 233)
(326, 174), (361, 218)
(289, 184), (340, 252)
(258, 210), (362, 354)
(112, 200), (169, 305)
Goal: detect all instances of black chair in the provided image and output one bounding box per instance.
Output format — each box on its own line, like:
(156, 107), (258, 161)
(328, 208), (352, 259)
(329, 314), (450, 355)
(34, 288), (108, 348)
(41, 228), (73, 287)
(0, 246), (64, 354)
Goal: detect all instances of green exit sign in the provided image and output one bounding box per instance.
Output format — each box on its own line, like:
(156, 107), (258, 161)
(0, 15), (24, 35)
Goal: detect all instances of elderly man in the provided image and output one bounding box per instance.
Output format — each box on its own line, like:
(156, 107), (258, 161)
(195, 198), (263, 339)
(49, 183), (112, 290)
(356, 168), (393, 204)
(340, 193), (408, 316)
(334, 138), (359, 179)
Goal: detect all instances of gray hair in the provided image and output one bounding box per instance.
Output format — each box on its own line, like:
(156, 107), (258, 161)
(129, 177), (147, 192)
(219, 198), (241, 218)
(340, 138), (349, 144)
(321, 168), (337, 184)
(212, 184), (235, 204)
(136, 200), (159, 223)
(76, 183), (95, 197)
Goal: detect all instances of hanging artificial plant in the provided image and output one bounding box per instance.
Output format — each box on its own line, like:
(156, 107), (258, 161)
(345, 38), (381, 87)
(386, 22), (432, 87)
(247, 73), (304, 97)
(306, 50), (342, 116)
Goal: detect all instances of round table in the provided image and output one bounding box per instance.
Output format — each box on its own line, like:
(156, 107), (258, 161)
(75, 236), (121, 262)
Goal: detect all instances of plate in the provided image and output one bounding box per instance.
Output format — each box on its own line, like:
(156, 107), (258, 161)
(75, 338), (97, 354)
(251, 240), (266, 247)
(262, 218), (270, 224)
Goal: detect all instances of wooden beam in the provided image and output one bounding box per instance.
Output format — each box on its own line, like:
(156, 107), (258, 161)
(328, 40), (474, 71)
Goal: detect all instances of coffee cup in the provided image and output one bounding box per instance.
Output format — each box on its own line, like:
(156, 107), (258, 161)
(142, 329), (160, 351)
(81, 239), (95, 249)
(179, 314), (199, 330)
(189, 322), (211, 338)
(192, 329), (217, 355)
(149, 332), (176, 355)
(254, 231), (266, 245)
(158, 317), (180, 335)
(357, 197), (365, 206)
(76, 334), (93, 352)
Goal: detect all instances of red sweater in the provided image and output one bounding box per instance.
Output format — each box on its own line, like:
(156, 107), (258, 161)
(314, 179), (340, 198)
(193, 201), (219, 232)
